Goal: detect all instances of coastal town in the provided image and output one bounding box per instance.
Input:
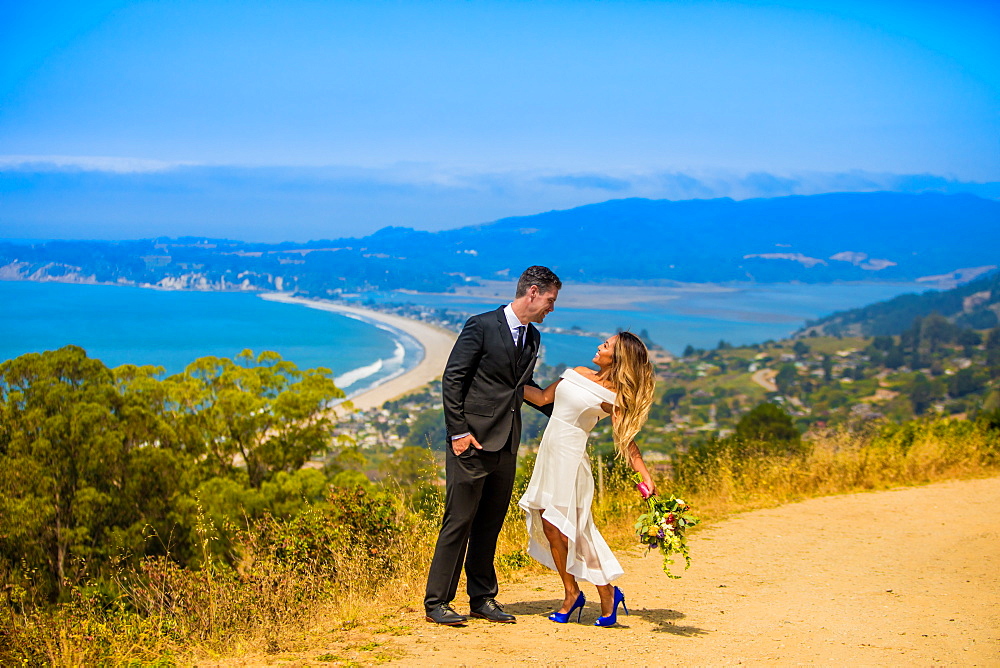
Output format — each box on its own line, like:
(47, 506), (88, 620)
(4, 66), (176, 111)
(332, 295), (999, 475)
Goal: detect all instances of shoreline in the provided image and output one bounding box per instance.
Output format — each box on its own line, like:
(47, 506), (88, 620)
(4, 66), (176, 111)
(2, 277), (932, 384)
(259, 293), (457, 411)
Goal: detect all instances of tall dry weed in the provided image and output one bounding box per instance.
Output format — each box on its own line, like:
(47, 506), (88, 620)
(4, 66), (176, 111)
(670, 417), (999, 520)
(0, 485), (432, 665)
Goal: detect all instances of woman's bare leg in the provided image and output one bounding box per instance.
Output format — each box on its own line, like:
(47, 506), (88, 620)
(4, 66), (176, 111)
(595, 583), (614, 616)
(541, 516), (581, 613)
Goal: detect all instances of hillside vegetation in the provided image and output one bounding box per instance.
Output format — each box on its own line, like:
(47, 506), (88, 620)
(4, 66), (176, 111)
(804, 269), (1000, 336)
(381, 280), (1000, 459)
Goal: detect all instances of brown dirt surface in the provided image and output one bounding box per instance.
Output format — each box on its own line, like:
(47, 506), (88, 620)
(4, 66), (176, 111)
(387, 476), (1000, 666)
(751, 368), (778, 393)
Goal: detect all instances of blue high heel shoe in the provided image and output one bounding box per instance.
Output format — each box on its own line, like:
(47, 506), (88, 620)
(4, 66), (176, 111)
(549, 591), (586, 623)
(594, 587), (628, 627)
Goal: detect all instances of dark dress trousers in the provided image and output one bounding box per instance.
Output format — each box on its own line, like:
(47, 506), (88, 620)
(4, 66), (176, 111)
(424, 306), (549, 611)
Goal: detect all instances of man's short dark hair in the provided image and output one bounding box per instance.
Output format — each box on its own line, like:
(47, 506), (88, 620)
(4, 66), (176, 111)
(515, 266), (562, 298)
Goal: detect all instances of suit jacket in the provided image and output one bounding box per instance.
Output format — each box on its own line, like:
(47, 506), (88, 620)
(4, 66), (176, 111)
(442, 306), (549, 453)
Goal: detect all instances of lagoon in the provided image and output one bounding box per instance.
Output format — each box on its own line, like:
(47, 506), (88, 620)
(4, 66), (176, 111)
(347, 281), (928, 362)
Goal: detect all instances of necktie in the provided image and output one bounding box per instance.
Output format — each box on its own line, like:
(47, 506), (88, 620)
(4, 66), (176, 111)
(515, 325), (525, 353)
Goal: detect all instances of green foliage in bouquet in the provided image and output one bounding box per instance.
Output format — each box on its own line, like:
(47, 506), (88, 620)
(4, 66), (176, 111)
(632, 474), (700, 578)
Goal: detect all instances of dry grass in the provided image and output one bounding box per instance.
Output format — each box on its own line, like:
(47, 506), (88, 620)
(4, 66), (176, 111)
(3, 418), (997, 665)
(671, 417), (999, 522)
(0, 487), (440, 666)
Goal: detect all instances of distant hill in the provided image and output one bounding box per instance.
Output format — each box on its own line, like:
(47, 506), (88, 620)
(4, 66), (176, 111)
(419, 191), (1000, 284)
(802, 270), (1000, 337)
(1, 192), (997, 292)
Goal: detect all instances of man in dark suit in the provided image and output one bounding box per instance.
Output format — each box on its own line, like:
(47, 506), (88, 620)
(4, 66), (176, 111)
(424, 266), (561, 625)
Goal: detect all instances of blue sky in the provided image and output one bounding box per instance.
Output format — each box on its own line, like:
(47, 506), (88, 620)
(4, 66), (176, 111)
(1, 0), (998, 241)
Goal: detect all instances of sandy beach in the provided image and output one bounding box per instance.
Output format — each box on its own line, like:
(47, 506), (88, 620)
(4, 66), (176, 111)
(259, 294), (457, 411)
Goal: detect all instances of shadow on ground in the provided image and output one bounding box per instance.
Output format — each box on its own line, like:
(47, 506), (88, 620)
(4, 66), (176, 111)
(503, 599), (709, 637)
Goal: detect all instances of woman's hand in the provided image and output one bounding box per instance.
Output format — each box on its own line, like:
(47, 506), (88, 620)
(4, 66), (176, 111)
(627, 440), (655, 497)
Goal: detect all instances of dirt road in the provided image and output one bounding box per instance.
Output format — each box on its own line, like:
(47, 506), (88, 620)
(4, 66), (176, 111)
(388, 476), (1000, 666)
(750, 368), (778, 393)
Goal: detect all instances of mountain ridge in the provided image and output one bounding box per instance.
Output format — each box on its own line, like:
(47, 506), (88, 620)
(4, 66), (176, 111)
(1, 191), (997, 292)
(324, 191), (1000, 283)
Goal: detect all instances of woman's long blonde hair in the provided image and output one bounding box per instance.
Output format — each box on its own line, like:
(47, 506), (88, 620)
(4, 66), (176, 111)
(602, 331), (656, 459)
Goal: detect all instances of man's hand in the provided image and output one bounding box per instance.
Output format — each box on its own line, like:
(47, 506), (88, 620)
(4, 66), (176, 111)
(451, 433), (483, 456)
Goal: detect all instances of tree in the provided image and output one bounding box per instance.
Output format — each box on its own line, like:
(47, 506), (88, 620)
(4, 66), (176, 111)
(0, 347), (184, 599)
(732, 402), (802, 456)
(404, 408), (447, 449)
(980, 391), (1000, 432)
(822, 354), (834, 382)
(164, 350), (344, 488)
(956, 329), (981, 356)
(949, 367), (986, 399)
(381, 446), (438, 487)
(987, 327), (1000, 351)
(871, 336), (894, 351)
(325, 444), (371, 488)
(661, 386), (687, 409)
(792, 340), (810, 356)
(775, 363), (799, 395)
(909, 373), (935, 415)
(919, 313), (956, 355)
(327, 444), (367, 475)
(884, 346), (906, 370)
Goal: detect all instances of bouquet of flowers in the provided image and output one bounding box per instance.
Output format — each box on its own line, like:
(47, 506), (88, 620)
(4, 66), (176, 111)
(632, 474), (699, 578)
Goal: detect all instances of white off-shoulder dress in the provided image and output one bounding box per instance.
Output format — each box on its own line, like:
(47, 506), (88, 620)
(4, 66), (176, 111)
(518, 368), (623, 585)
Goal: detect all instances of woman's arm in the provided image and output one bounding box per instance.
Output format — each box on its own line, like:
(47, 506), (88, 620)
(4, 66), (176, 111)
(523, 379), (561, 407)
(608, 407), (655, 495)
(625, 440), (655, 495)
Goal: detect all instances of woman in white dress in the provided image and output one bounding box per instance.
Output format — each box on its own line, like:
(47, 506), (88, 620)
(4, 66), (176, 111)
(519, 331), (656, 626)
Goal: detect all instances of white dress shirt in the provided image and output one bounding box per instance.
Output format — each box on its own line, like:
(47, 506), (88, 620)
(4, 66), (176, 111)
(503, 303), (525, 345)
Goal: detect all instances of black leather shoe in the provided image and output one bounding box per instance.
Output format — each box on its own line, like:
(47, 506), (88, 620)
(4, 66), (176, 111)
(425, 603), (467, 626)
(470, 598), (516, 623)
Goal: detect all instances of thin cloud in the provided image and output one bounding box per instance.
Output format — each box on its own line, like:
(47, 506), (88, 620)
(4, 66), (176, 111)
(539, 174), (632, 191)
(0, 155), (193, 173)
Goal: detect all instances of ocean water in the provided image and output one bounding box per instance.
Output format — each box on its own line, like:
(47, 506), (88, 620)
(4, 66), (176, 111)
(0, 281), (419, 396)
(3, 281), (931, 394)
